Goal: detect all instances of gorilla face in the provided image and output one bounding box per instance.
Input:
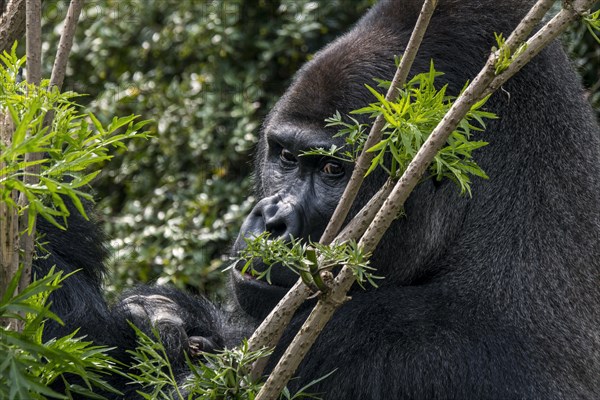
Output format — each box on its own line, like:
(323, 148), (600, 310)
(229, 14), (399, 319)
(231, 120), (352, 317)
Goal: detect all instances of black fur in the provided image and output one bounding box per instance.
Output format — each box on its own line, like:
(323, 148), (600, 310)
(36, 0), (600, 399)
(36, 205), (223, 397)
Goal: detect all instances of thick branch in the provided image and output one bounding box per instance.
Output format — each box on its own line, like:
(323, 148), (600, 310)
(0, 0), (25, 53)
(16, 0), (42, 296)
(24, 0), (40, 84)
(247, 278), (312, 379)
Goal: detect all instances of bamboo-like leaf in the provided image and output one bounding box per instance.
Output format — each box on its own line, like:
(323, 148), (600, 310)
(87, 112), (106, 135)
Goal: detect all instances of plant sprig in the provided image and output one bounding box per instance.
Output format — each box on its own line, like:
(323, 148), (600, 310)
(304, 61), (496, 196)
(0, 47), (151, 233)
(237, 233), (380, 291)
(584, 8), (600, 42)
(127, 329), (332, 400)
(493, 33), (529, 74)
(0, 267), (121, 400)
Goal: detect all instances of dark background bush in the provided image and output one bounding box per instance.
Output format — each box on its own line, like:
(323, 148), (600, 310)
(39, 0), (598, 299)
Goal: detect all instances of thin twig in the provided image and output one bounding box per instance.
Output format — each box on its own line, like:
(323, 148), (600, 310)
(49, 0), (84, 91)
(318, 0), (439, 245)
(484, 5), (586, 97)
(42, 0), (84, 129)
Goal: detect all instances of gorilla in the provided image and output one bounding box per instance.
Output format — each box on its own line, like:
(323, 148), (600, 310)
(34, 0), (600, 399)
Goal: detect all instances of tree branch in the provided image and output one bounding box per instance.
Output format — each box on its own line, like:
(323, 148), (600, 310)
(49, 0), (84, 91)
(24, 0), (40, 84)
(484, 4), (585, 97)
(16, 0), (41, 296)
(0, 0), (25, 53)
(318, 0), (439, 245)
(41, 0), (84, 130)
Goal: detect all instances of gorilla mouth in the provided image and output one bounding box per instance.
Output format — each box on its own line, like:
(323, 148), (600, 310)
(233, 260), (296, 289)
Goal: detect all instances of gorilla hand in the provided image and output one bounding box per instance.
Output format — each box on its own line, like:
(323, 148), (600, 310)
(117, 288), (222, 367)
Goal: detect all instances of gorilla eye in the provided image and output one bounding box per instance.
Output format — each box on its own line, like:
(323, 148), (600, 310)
(322, 161), (344, 176)
(279, 149), (297, 165)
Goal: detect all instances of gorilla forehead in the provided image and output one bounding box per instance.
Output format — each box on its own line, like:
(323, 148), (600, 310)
(268, 28), (401, 125)
(265, 0), (531, 125)
(262, 123), (346, 151)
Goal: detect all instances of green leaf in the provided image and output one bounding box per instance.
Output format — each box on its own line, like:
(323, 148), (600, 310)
(87, 112), (106, 135)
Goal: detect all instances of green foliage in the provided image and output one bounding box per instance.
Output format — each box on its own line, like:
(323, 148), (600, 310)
(126, 324), (189, 400)
(302, 113), (369, 163)
(127, 326), (328, 400)
(0, 268), (121, 400)
(493, 33), (528, 75)
(39, 0), (375, 297)
(183, 340), (271, 400)
(0, 45), (149, 232)
(238, 233), (379, 291)
(583, 8), (600, 43)
(316, 62), (496, 196)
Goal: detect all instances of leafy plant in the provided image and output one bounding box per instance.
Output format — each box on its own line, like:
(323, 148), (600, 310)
(0, 45), (150, 232)
(127, 326), (330, 400)
(0, 268), (121, 400)
(237, 233), (379, 292)
(305, 61), (497, 196)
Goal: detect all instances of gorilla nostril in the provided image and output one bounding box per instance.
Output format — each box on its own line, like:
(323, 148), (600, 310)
(265, 219), (288, 238)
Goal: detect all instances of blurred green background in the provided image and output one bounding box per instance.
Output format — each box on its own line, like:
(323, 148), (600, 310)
(38, 0), (599, 299)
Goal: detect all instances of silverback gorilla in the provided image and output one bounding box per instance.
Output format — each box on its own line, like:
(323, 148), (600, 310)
(35, 0), (600, 398)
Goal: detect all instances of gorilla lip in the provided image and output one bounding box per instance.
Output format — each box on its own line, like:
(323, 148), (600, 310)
(232, 266), (290, 290)
(243, 272), (257, 280)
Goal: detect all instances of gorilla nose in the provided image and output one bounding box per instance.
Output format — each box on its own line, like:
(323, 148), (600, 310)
(261, 197), (302, 241)
(235, 194), (303, 243)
